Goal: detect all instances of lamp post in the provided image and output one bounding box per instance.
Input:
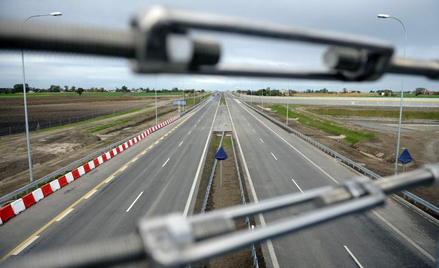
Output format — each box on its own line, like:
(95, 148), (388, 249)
(22, 12), (62, 182)
(155, 74), (158, 125)
(378, 13), (406, 176)
(279, 63), (290, 126)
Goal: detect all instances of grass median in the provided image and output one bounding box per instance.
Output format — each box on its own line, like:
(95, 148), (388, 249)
(269, 104), (375, 144)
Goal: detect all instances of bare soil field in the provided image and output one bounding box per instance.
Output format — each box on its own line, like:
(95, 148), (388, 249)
(0, 96), (170, 135)
(257, 104), (439, 207)
(0, 97), (179, 196)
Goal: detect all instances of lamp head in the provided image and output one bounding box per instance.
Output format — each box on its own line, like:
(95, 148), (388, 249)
(49, 12), (62, 16)
(377, 14), (390, 19)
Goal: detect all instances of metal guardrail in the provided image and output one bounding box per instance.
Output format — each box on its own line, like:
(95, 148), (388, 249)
(0, 95), (212, 207)
(242, 100), (439, 216)
(200, 126), (225, 214)
(231, 136), (260, 268)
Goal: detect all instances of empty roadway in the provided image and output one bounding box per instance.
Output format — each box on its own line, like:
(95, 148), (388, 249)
(0, 95), (220, 265)
(226, 93), (438, 268)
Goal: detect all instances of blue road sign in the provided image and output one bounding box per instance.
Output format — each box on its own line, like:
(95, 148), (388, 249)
(215, 147), (228, 161)
(398, 148), (413, 164)
(172, 100), (187, 106)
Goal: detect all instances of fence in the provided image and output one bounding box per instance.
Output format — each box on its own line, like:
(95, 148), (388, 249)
(243, 101), (439, 216)
(0, 103), (157, 136)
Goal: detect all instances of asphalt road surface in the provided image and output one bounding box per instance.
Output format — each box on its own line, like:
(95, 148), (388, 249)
(0, 95), (220, 265)
(226, 93), (438, 268)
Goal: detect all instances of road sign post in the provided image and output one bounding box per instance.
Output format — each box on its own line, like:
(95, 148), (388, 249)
(215, 146), (228, 187)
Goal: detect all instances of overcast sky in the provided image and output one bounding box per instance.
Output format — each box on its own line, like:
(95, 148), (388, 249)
(0, 0), (438, 92)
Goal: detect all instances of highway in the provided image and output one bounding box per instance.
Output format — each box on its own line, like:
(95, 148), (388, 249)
(0, 92), (438, 268)
(0, 95), (220, 265)
(226, 93), (438, 268)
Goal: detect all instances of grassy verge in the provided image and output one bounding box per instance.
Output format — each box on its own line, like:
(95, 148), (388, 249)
(212, 134), (232, 148)
(270, 104), (375, 144)
(37, 106), (150, 133)
(310, 107), (439, 120)
(86, 118), (133, 133)
(220, 93), (226, 105)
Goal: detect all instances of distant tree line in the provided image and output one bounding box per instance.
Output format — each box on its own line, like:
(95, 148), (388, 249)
(0, 84), (206, 96)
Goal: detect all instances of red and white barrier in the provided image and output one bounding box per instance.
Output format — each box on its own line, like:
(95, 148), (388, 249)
(11, 199), (26, 215)
(32, 188), (44, 202)
(0, 115), (181, 225)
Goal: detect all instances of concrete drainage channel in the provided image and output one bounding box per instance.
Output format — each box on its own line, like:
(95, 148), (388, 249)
(193, 127), (265, 268)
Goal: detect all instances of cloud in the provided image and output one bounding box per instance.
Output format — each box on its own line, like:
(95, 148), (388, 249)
(0, 0), (438, 91)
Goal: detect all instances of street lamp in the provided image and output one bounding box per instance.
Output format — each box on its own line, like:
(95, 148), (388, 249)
(22, 12), (62, 182)
(377, 13), (406, 176)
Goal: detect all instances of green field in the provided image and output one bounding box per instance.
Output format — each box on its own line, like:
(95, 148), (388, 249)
(0, 92), (182, 98)
(270, 104), (375, 144)
(311, 108), (439, 120)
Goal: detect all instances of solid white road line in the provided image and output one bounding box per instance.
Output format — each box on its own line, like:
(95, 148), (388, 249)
(372, 211), (435, 262)
(291, 179), (304, 193)
(343, 245), (364, 268)
(271, 152), (278, 160)
(162, 158), (170, 167)
(183, 99), (220, 217)
(12, 236), (39, 256)
(226, 95), (280, 268)
(56, 208), (74, 222)
(188, 131), (192, 135)
(126, 191), (143, 212)
(260, 138), (264, 143)
(179, 141), (184, 147)
(84, 190), (98, 200)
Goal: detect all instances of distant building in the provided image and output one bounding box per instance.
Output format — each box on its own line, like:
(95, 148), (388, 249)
(424, 90), (437, 95)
